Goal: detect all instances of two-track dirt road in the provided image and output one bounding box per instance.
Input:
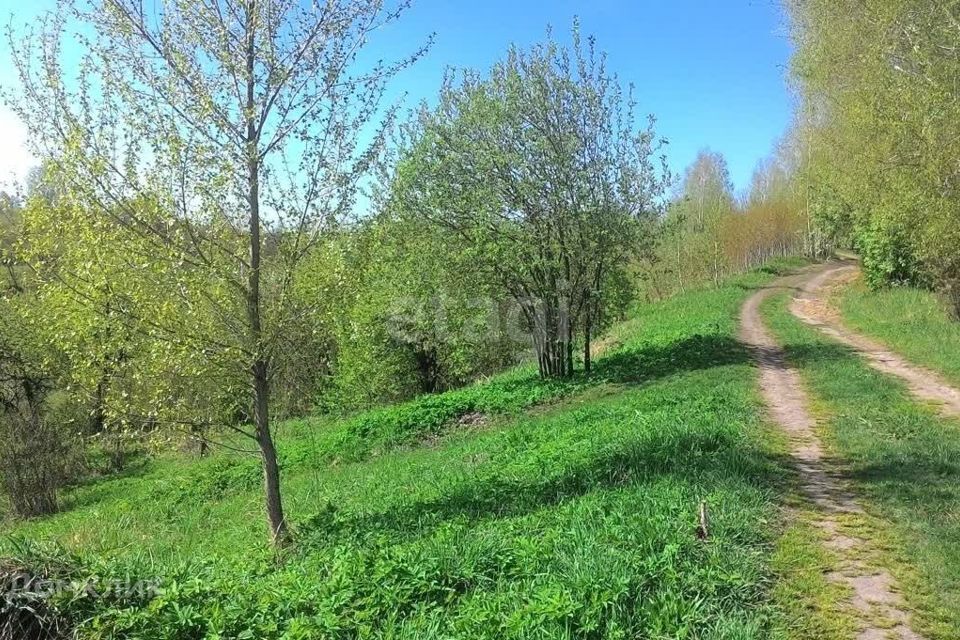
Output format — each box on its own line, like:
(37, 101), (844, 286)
(791, 264), (960, 419)
(739, 262), (945, 640)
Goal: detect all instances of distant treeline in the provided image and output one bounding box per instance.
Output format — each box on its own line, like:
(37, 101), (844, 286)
(639, 146), (826, 302)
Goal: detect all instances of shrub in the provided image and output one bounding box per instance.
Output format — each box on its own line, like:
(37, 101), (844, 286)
(0, 376), (75, 519)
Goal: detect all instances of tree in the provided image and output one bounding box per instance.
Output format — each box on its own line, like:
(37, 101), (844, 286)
(0, 303), (72, 518)
(786, 0), (960, 309)
(0, 194), (78, 518)
(664, 150), (735, 288)
(676, 149), (735, 234)
(393, 24), (667, 378)
(7, 0), (426, 544)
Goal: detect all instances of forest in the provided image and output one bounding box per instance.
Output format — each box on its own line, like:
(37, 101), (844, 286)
(2, 1), (960, 639)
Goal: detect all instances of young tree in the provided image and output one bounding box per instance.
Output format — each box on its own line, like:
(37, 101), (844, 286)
(676, 150), (735, 233)
(7, 0), (426, 544)
(665, 150), (735, 287)
(393, 24), (667, 378)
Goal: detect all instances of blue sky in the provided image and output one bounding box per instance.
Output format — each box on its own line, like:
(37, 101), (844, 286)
(0, 0), (795, 194)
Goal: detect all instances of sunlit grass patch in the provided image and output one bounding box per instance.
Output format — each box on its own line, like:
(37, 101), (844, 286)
(840, 278), (960, 387)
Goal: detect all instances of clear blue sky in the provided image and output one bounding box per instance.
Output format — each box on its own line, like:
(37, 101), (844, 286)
(356, 0), (796, 194)
(0, 0), (794, 194)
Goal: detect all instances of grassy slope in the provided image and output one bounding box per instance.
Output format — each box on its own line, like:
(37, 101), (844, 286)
(840, 278), (960, 386)
(762, 291), (960, 639)
(4, 264), (812, 639)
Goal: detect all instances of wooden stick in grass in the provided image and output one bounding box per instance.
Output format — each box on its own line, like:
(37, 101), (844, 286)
(696, 501), (710, 540)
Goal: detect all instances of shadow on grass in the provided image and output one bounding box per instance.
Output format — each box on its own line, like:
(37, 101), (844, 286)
(60, 456), (157, 513)
(303, 333), (760, 466)
(734, 281), (805, 294)
(296, 424), (794, 546)
(779, 342), (854, 368)
(430, 333), (754, 396)
(590, 334), (751, 386)
(848, 456), (960, 497)
(291, 333), (799, 544)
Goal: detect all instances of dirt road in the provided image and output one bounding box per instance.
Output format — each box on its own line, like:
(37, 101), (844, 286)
(740, 265), (923, 640)
(791, 263), (960, 418)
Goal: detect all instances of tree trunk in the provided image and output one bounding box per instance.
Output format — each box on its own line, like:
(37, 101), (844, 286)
(90, 377), (107, 435)
(531, 300), (573, 379)
(3, 379), (59, 517)
(583, 303), (592, 375)
(245, 1), (288, 546)
(414, 347), (440, 393)
(944, 278), (960, 321)
(676, 242), (684, 293)
(713, 240), (721, 288)
(253, 360), (287, 544)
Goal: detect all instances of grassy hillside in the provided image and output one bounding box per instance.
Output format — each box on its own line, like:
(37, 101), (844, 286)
(2, 264), (812, 639)
(762, 291), (960, 639)
(840, 278), (960, 387)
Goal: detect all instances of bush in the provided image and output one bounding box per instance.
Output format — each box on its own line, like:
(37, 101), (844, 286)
(856, 215), (925, 289)
(0, 378), (75, 519)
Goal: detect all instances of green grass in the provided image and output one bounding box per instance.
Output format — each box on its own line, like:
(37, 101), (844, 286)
(769, 516), (857, 640)
(2, 264), (817, 639)
(762, 291), (960, 639)
(840, 278), (960, 386)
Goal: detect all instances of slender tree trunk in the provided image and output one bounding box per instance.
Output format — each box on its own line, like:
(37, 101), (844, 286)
(583, 302), (592, 375)
(713, 240), (721, 288)
(245, 1), (288, 546)
(90, 377), (107, 435)
(253, 360), (286, 543)
(676, 241), (684, 293)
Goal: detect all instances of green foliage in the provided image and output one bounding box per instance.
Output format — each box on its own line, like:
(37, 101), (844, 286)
(16, 192), (250, 454)
(295, 219), (526, 413)
(6, 0), (431, 543)
(1, 267), (807, 639)
(839, 277), (960, 389)
(156, 457), (264, 505)
(671, 149), (736, 236)
(856, 215), (926, 288)
(787, 0), (960, 306)
(639, 144), (814, 302)
(0, 195), (82, 518)
(392, 22), (667, 378)
(322, 367), (583, 463)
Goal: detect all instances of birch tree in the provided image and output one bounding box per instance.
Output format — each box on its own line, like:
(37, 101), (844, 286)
(787, 0), (960, 308)
(6, 0), (426, 544)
